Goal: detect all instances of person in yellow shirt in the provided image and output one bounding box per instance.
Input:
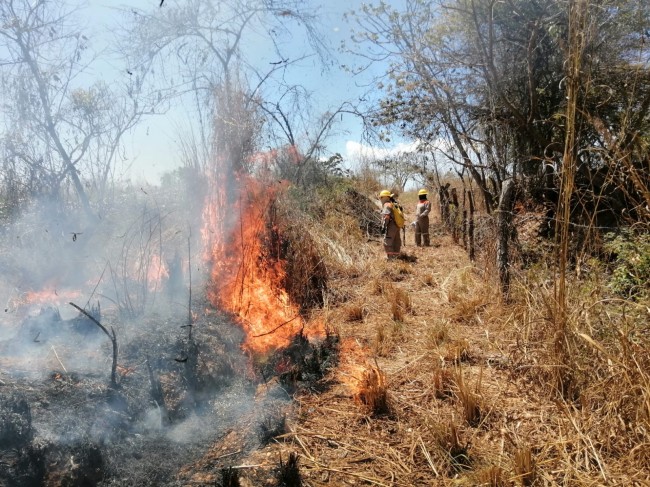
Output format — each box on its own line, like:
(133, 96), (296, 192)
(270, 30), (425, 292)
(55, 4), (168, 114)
(414, 188), (431, 247)
(379, 190), (401, 259)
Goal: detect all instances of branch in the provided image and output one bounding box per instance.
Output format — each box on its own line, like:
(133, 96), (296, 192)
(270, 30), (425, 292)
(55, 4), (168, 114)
(69, 301), (119, 388)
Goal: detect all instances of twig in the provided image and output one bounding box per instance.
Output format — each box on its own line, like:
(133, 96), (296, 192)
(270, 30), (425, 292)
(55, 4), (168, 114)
(50, 345), (67, 373)
(187, 228), (193, 339)
(251, 315), (300, 338)
(215, 450), (242, 460)
(419, 437), (439, 477)
(300, 458), (391, 487)
(290, 429), (315, 462)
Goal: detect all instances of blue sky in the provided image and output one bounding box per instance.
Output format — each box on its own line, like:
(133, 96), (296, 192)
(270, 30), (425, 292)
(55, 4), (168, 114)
(81, 0), (400, 184)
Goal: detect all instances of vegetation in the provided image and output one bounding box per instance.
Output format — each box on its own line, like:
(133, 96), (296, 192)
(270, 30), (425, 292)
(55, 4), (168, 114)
(0, 0), (648, 485)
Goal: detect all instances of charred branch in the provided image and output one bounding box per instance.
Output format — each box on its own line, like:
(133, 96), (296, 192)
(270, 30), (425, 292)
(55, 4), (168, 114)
(69, 302), (119, 388)
(275, 452), (301, 487)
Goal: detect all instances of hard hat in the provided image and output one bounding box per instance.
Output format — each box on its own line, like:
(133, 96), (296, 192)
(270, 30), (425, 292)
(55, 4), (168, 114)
(418, 189), (429, 196)
(379, 190), (392, 198)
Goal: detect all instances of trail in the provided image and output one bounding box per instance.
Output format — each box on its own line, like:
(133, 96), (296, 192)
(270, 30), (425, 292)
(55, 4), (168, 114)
(179, 204), (641, 486)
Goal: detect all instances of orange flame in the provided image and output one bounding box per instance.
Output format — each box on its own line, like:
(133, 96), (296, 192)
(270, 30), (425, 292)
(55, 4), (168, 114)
(337, 337), (372, 396)
(18, 288), (82, 308)
(146, 254), (169, 290)
(202, 173), (305, 354)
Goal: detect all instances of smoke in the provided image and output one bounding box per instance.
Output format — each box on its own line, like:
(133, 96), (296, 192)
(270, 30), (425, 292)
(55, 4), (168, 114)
(0, 183), (272, 485)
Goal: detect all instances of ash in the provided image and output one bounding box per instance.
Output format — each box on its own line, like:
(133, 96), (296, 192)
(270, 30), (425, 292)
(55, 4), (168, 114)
(0, 296), (278, 486)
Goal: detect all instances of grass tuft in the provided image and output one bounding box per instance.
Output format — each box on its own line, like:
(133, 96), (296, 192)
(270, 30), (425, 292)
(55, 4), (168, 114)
(514, 447), (536, 486)
(355, 365), (390, 416)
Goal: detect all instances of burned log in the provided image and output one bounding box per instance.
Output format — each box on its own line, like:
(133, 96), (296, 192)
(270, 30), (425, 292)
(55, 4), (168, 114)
(146, 355), (170, 426)
(0, 395), (33, 449)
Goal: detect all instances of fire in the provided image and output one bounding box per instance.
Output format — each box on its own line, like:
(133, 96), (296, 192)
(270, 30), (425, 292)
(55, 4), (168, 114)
(337, 337), (371, 396)
(146, 254), (169, 290)
(11, 288), (82, 310)
(202, 173), (306, 354)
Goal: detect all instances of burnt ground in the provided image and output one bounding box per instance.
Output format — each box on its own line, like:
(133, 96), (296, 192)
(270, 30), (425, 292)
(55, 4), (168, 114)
(0, 292), (338, 487)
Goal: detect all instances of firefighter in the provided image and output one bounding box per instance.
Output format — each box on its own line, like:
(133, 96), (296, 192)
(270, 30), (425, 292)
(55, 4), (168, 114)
(379, 189), (401, 259)
(414, 188), (431, 247)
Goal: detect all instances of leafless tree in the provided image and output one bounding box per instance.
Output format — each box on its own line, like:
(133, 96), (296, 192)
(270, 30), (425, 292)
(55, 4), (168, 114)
(0, 0), (161, 214)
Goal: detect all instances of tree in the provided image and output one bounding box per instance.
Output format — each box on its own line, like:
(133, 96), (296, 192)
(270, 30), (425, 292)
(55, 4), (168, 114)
(349, 0), (650, 224)
(118, 0), (330, 177)
(0, 0), (157, 214)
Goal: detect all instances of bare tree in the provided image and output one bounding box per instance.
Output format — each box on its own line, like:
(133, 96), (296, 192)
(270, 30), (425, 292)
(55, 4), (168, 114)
(0, 0), (159, 213)
(118, 0), (330, 175)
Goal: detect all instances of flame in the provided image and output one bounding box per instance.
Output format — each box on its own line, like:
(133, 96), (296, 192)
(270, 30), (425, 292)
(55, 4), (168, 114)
(146, 254), (169, 290)
(337, 337), (373, 398)
(15, 288), (82, 309)
(202, 173), (307, 354)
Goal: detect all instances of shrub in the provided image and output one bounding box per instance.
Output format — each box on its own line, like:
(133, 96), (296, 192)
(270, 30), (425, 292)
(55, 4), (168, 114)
(603, 230), (650, 299)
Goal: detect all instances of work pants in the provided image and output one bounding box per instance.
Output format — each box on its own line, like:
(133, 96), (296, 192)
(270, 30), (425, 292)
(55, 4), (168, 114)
(383, 223), (402, 258)
(415, 216), (430, 246)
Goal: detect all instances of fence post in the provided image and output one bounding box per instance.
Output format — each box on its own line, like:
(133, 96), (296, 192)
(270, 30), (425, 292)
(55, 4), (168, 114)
(496, 180), (515, 296)
(468, 191), (475, 262)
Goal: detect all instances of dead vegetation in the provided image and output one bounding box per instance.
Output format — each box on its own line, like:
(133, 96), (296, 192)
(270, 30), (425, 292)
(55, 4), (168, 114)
(235, 200), (649, 487)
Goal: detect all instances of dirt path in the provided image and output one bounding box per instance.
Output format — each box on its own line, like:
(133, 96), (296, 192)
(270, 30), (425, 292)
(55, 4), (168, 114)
(227, 221), (547, 486)
(182, 210), (635, 486)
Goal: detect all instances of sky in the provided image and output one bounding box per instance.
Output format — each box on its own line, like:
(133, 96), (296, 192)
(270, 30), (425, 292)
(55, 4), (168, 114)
(80, 0), (402, 184)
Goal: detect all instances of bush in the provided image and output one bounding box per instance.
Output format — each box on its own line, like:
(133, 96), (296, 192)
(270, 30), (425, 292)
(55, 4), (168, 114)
(603, 230), (650, 299)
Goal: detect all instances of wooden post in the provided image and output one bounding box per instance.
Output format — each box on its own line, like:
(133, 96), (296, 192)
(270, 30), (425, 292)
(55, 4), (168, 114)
(496, 180), (515, 296)
(451, 188), (459, 243)
(468, 191), (475, 261)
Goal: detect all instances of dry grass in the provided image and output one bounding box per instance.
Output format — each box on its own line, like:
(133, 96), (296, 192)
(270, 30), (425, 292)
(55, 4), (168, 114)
(513, 447), (536, 486)
(455, 368), (483, 427)
(388, 286), (412, 322)
(355, 364), (390, 416)
(443, 339), (472, 364)
(382, 262), (413, 281)
(430, 422), (471, 474)
(373, 323), (391, 356)
(343, 302), (367, 322)
(421, 273), (436, 287)
(433, 366), (456, 399)
(222, 199), (650, 486)
(471, 465), (508, 487)
(426, 319), (450, 348)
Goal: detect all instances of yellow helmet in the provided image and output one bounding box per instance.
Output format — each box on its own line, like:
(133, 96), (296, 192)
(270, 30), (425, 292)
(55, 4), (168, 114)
(379, 190), (392, 198)
(418, 188), (429, 196)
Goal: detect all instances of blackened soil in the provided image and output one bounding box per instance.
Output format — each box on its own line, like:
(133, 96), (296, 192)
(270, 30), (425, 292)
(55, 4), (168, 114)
(0, 299), (260, 487)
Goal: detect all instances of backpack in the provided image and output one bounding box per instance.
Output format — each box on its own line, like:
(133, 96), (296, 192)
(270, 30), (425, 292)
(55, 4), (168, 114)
(391, 201), (406, 228)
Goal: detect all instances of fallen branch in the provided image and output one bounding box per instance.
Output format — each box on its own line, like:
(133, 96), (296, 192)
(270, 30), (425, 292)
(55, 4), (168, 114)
(69, 302), (118, 388)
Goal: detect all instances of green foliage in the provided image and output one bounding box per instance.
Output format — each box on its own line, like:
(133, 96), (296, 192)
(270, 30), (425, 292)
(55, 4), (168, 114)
(603, 231), (650, 299)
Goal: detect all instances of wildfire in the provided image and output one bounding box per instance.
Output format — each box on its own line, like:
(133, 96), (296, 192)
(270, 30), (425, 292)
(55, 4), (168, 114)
(202, 173), (306, 354)
(146, 254), (169, 290)
(337, 337), (372, 396)
(10, 288), (82, 310)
